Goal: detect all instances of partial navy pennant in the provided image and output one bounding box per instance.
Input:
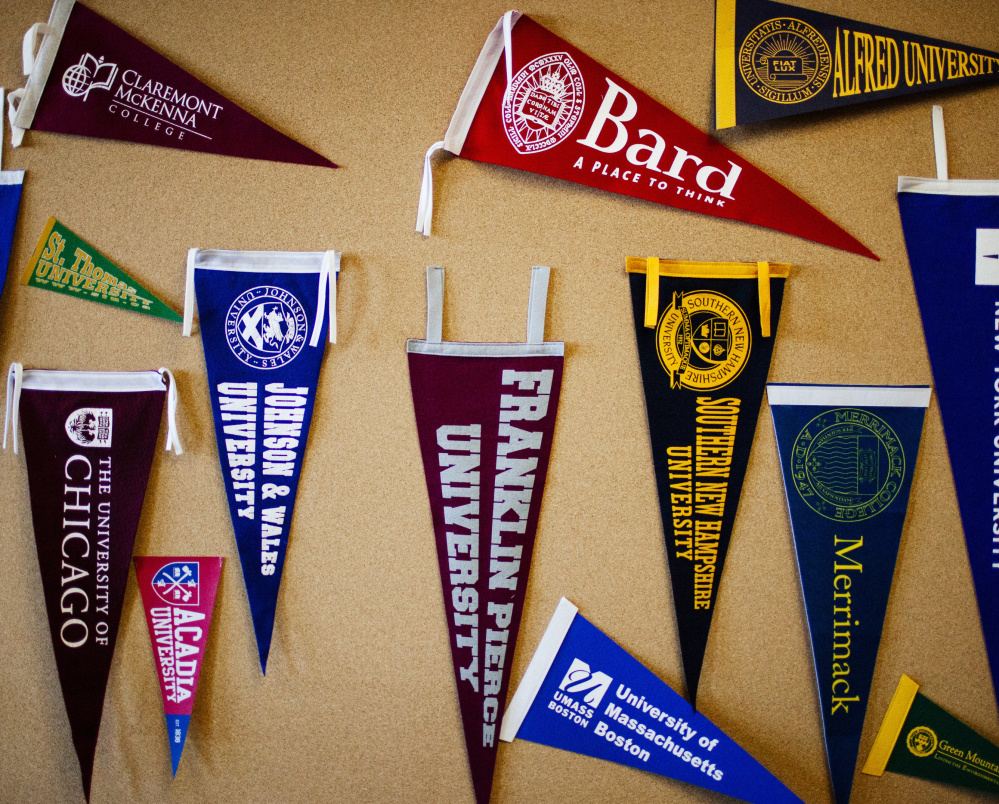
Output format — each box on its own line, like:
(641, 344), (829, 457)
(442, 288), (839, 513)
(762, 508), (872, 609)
(184, 248), (339, 672)
(897, 107), (999, 715)
(768, 384), (931, 804)
(500, 598), (803, 803)
(0, 89), (25, 315)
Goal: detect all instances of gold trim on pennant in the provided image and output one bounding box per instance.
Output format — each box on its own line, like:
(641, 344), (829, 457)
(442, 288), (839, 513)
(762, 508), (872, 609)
(862, 675), (921, 777)
(21, 216), (57, 284)
(644, 256), (660, 329)
(626, 257), (790, 279)
(757, 261), (771, 337)
(715, 0), (738, 129)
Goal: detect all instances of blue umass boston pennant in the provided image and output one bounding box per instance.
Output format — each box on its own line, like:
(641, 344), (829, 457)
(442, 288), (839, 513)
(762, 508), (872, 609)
(500, 599), (803, 803)
(184, 248), (339, 672)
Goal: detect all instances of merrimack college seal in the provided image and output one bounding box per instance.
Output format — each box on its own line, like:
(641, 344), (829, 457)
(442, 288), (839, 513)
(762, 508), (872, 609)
(739, 18), (832, 104)
(656, 290), (751, 390)
(906, 726), (938, 758)
(226, 285), (308, 369)
(502, 52), (585, 155)
(791, 408), (905, 522)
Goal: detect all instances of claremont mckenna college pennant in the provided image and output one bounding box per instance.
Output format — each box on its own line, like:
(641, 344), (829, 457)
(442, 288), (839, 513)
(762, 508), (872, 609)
(416, 11), (875, 259)
(408, 266), (563, 804)
(3, 365), (183, 801)
(627, 257), (786, 706)
(768, 384), (930, 804)
(8, 0), (335, 167)
(22, 217), (182, 321)
(898, 109), (999, 713)
(500, 599), (803, 803)
(134, 556), (223, 776)
(184, 248), (339, 672)
(864, 675), (999, 796)
(714, 0), (999, 129)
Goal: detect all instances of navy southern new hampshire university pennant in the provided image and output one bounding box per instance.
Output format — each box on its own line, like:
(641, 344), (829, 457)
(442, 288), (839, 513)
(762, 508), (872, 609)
(715, 0), (999, 128)
(184, 248), (339, 672)
(627, 257), (787, 707)
(768, 384), (930, 804)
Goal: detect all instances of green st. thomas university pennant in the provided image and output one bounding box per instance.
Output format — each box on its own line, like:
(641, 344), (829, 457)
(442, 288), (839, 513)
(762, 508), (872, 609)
(22, 217), (181, 322)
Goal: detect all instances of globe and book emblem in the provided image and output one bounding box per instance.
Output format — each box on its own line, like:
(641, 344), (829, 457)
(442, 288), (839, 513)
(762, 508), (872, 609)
(61, 53), (119, 101)
(502, 52), (585, 155)
(226, 286), (308, 369)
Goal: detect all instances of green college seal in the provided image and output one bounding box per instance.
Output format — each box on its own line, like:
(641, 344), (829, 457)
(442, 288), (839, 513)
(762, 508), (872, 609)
(739, 18), (832, 104)
(790, 408), (905, 522)
(906, 726), (938, 758)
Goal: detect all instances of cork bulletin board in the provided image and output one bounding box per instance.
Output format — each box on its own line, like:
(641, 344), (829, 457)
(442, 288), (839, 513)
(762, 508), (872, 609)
(1, 0), (998, 802)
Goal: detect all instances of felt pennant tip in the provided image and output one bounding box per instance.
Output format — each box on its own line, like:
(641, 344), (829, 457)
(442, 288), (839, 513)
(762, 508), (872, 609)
(168, 714), (191, 776)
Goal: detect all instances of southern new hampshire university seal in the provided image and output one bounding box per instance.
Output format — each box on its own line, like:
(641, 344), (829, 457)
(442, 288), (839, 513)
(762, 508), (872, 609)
(791, 408), (905, 522)
(656, 290), (751, 390)
(502, 52), (585, 155)
(739, 18), (832, 104)
(226, 285), (308, 369)
(906, 726), (938, 758)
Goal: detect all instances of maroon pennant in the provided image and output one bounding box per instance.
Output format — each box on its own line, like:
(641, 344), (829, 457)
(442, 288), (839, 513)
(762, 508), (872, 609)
(407, 266), (563, 804)
(9, 0), (335, 167)
(4, 364), (182, 801)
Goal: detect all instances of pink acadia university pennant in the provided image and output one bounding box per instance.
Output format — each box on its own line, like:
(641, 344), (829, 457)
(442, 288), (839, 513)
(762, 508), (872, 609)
(134, 556), (223, 777)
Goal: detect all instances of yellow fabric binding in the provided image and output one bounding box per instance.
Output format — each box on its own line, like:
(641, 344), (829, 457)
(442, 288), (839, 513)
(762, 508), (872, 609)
(21, 216), (57, 284)
(625, 257), (790, 279)
(644, 256), (659, 329)
(757, 261), (771, 337)
(861, 675), (921, 777)
(714, 0), (738, 129)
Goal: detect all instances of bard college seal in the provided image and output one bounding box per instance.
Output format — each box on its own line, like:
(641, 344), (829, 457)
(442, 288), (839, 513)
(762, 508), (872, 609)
(739, 18), (832, 104)
(502, 52), (585, 155)
(791, 408), (905, 522)
(656, 291), (751, 390)
(226, 286), (308, 369)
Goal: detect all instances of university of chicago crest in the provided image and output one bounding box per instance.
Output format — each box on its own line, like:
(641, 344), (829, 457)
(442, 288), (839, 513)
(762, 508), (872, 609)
(226, 286), (308, 369)
(65, 407), (113, 447)
(502, 52), (585, 154)
(656, 291), (751, 391)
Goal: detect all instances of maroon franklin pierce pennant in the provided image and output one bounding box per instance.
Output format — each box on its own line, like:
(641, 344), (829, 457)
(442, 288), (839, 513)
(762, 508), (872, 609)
(3, 364), (183, 801)
(408, 266), (564, 804)
(8, 0), (335, 167)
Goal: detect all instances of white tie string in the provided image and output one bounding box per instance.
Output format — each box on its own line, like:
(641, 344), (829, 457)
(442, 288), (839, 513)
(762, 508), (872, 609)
(310, 251), (340, 346)
(502, 10), (515, 97)
(932, 105), (948, 181)
(4, 363), (23, 454)
(416, 141), (446, 236)
(158, 368), (183, 454)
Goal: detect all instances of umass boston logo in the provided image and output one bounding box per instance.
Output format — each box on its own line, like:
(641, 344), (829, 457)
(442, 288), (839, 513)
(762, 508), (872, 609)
(503, 52), (585, 154)
(226, 286), (308, 369)
(559, 658), (612, 707)
(65, 407), (113, 448)
(152, 561), (200, 606)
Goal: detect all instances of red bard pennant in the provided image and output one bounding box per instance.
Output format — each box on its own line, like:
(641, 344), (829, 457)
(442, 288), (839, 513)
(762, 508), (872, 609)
(417, 11), (875, 259)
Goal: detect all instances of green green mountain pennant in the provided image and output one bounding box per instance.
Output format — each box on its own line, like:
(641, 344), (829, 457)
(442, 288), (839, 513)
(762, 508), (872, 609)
(22, 217), (182, 322)
(863, 674), (999, 796)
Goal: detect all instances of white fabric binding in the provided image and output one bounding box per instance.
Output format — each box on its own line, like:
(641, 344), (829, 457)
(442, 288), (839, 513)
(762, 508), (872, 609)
(766, 384), (932, 408)
(182, 248), (198, 336)
(897, 177), (999, 196)
(7, 89), (25, 148)
(158, 368), (183, 454)
(407, 341), (564, 358)
(526, 266), (549, 344)
(426, 266), (444, 343)
(502, 10), (515, 97)
(309, 250), (340, 346)
(11, 0), (75, 144)
(416, 141), (446, 236)
(443, 11), (522, 156)
(932, 105), (948, 181)
(499, 598), (579, 742)
(4, 363), (23, 453)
